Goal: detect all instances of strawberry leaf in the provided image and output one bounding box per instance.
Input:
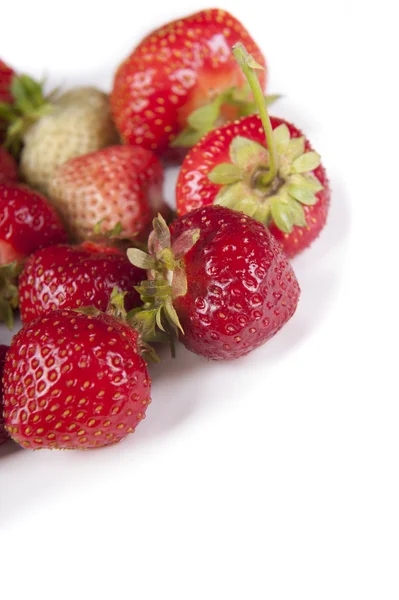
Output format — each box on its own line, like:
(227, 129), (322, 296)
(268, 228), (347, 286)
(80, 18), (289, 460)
(164, 296), (184, 334)
(292, 151), (321, 173)
(187, 99), (222, 131)
(171, 128), (203, 148)
(171, 229), (200, 259)
(208, 163), (242, 184)
(287, 184), (318, 205)
(171, 264), (188, 298)
(127, 248), (156, 270)
(287, 199), (307, 227)
(271, 200), (293, 233)
(151, 214), (171, 254)
(0, 103), (18, 122)
(229, 136), (268, 170)
(287, 137), (305, 160)
(273, 124), (290, 153)
(289, 173), (324, 194)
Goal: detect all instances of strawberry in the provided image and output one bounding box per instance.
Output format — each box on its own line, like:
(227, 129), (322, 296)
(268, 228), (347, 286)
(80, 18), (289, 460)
(0, 182), (67, 326)
(111, 9), (267, 156)
(20, 87), (119, 195)
(0, 71), (118, 194)
(0, 59), (14, 143)
(0, 60), (14, 104)
(0, 344), (10, 445)
(19, 241), (144, 324)
(128, 206), (300, 360)
(2, 309), (151, 450)
(176, 44), (330, 258)
(48, 145), (167, 242)
(0, 146), (18, 183)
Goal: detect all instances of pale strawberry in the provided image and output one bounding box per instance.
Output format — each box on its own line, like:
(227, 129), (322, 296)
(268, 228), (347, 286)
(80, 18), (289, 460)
(48, 145), (167, 242)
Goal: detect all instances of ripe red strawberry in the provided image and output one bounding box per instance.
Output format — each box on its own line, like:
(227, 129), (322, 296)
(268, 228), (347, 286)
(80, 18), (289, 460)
(0, 146), (18, 183)
(3, 310), (151, 450)
(129, 206), (300, 360)
(111, 9), (266, 156)
(0, 344), (10, 445)
(0, 182), (67, 264)
(0, 182), (67, 326)
(176, 44), (330, 257)
(49, 145), (167, 242)
(0, 59), (14, 143)
(0, 60), (14, 104)
(19, 241), (144, 324)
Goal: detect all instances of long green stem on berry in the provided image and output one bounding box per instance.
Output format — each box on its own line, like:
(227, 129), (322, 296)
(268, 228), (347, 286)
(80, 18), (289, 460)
(232, 43), (278, 185)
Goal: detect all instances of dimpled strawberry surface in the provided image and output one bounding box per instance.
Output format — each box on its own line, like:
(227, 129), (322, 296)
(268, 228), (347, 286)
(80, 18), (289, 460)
(2, 310), (151, 450)
(18, 242), (143, 324)
(111, 8), (266, 154)
(170, 205), (300, 360)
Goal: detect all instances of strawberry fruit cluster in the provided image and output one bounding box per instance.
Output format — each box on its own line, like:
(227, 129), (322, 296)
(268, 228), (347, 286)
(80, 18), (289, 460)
(0, 9), (330, 451)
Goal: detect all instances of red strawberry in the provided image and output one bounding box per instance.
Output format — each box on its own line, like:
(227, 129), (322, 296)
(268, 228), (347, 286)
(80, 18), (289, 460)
(3, 309), (151, 450)
(19, 241), (144, 324)
(0, 182), (67, 326)
(0, 59), (14, 143)
(111, 9), (266, 156)
(0, 60), (14, 104)
(0, 147), (18, 183)
(0, 183), (67, 264)
(129, 206), (300, 360)
(48, 145), (167, 242)
(0, 344), (10, 445)
(176, 44), (330, 258)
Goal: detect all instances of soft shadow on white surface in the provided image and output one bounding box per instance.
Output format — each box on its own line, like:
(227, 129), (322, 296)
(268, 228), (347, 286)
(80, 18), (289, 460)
(0, 175), (349, 525)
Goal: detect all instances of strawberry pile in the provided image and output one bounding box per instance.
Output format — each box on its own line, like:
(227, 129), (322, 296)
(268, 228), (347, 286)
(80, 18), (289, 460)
(0, 8), (330, 451)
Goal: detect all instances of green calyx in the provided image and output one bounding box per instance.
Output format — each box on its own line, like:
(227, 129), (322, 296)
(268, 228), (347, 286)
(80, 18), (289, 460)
(93, 220), (123, 238)
(0, 73), (56, 157)
(0, 261), (23, 329)
(75, 288), (160, 363)
(171, 85), (279, 149)
(209, 128), (323, 233)
(206, 43), (323, 235)
(127, 214), (200, 344)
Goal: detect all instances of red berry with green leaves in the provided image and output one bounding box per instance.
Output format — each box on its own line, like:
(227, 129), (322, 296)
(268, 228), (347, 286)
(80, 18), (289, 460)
(129, 206), (300, 360)
(3, 310), (151, 450)
(0, 182), (67, 327)
(19, 241), (144, 324)
(111, 9), (266, 156)
(0, 147), (18, 183)
(176, 44), (330, 258)
(0, 344), (10, 445)
(49, 145), (167, 242)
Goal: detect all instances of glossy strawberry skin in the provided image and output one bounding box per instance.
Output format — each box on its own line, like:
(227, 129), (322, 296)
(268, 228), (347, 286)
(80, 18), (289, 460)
(176, 115), (330, 257)
(111, 9), (266, 155)
(0, 183), (67, 265)
(0, 59), (14, 143)
(170, 205), (300, 360)
(0, 60), (13, 104)
(19, 242), (143, 324)
(0, 344), (10, 445)
(49, 145), (166, 242)
(3, 310), (151, 450)
(0, 147), (18, 183)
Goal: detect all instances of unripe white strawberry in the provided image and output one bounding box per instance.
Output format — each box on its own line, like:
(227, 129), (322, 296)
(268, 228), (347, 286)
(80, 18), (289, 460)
(20, 87), (119, 194)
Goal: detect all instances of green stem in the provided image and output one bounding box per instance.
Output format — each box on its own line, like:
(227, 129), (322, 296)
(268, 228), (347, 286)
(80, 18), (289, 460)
(232, 43), (278, 185)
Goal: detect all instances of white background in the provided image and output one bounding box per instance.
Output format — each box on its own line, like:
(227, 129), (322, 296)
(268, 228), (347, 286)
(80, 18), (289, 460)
(1, 1), (398, 598)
